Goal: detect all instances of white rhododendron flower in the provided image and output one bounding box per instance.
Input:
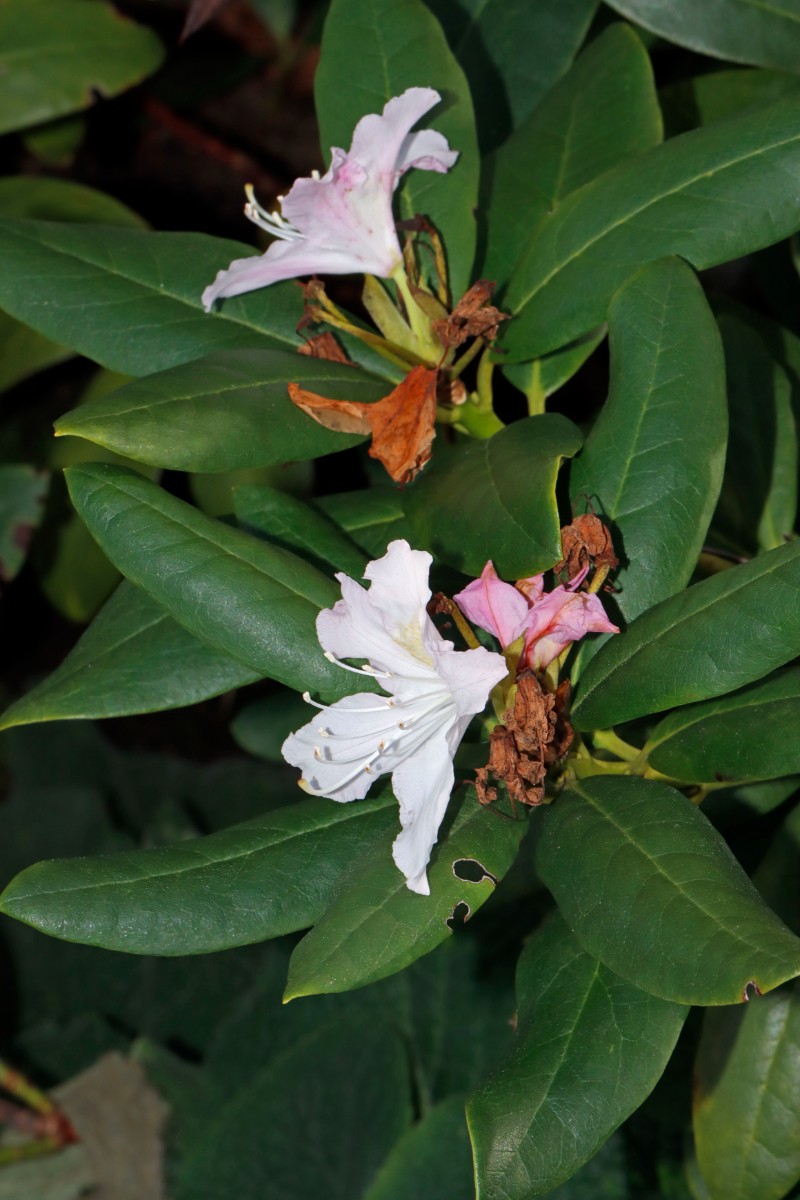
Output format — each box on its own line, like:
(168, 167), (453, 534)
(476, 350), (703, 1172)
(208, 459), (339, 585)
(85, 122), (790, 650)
(282, 540), (506, 895)
(202, 87), (458, 310)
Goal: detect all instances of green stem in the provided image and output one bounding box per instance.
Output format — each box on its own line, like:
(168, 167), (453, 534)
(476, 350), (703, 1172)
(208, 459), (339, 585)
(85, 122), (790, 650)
(392, 267), (439, 357)
(527, 361), (546, 417)
(591, 729), (641, 762)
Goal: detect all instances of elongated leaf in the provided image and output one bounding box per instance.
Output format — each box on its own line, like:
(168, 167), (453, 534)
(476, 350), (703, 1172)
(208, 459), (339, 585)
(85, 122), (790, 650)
(502, 95), (800, 360)
(571, 258), (727, 623)
(316, 488), (411, 557)
(230, 690), (311, 762)
(661, 68), (800, 137)
(606, 0), (800, 74)
(647, 667), (800, 786)
(0, 0), (164, 135)
(284, 792), (528, 997)
(572, 539), (800, 732)
(54, 349), (387, 471)
(404, 415), (582, 577)
(64, 463), (354, 700)
(366, 1096), (474, 1200)
(427, 0), (599, 151)
(537, 775), (800, 1004)
(0, 793), (397, 953)
(175, 1018), (412, 1200)
(0, 176), (145, 226)
(0, 465), (49, 583)
(468, 914), (686, 1198)
(316, 0), (478, 297)
(712, 315), (797, 555)
(0, 221), (304, 375)
(503, 328), (605, 407)
(0, 311), (70, 394)
(0, 583), (259, 731)
(234, 484), (367, 576)
(482, 23), (662, 287)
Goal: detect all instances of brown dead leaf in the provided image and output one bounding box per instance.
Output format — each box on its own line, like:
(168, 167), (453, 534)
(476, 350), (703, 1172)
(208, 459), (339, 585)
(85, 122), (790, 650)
(555, 514), (619, 581)
(475, 673), (573, 808)
(297, 332), (353, 365)
(433, 280), (508, 349)
(289, 364), (437, 484)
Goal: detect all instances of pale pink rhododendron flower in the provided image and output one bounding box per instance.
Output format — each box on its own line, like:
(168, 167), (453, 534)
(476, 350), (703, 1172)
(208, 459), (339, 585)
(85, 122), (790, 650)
(202, 88), (458, 310)
(455, 561), (618, 671)
(282, 540), (506, 895)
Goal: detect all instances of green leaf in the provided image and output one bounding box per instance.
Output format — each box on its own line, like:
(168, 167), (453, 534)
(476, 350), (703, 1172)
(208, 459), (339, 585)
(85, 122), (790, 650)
(230, 690), (312, 762)
(605, 0), (800, 74)
(0, 582), (260, 731)
(536, 775), (800, 1005)
(0, 792), (398, 954)
(572, 539), (800, 732)
(316, 488), (412, 558)
(404, 415), (582, 577)
(502, 328), (605, 408)
(0, 221), (304, 374)
(64, 463), (354, 700)
(0, 465), (49, 583)
(0, 175), (146, 226)
(427, 0), (599, 151)
(365, 1096), (474, 1200)
(174, 1018), (412, 1200)
(482, 23), (662, 288)
(502, 95), (800, 360)
(234, 483), (367, 576)
(53, 349), (387, 470)
(660, 68), (800, 137)
(571, 258), (727, 623)
(711, 315), (797, 555)
(0, 0), (164, 135)
(0, 311), (70, 394)
(646, 667), (800, 786)
(284, 790), (528, 998)
(694, 981), (800, 1200)
(316, 0), (479, 297)
(467, 914), (686, 1198)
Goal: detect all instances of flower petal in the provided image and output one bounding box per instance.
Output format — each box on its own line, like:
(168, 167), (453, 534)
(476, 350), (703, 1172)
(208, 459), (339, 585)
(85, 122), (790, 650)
(391, 727), (456, 895)
(348, 88), (445, 179)
(396, 128), (459, 177)
(281, 692), (400, 802)
(431, 641), (507, 718)
(454, 561), (529, 648)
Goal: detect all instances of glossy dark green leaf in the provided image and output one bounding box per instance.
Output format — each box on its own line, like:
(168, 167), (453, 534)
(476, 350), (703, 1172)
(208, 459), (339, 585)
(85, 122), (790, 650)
(230, 690), (312, 762)
(0, 220), (304, 375)
(366, 1096), (474, 1200)
(316, 488), (412, 558)
(647, 668), (800, 785)
(404, 415), (582, 577)
(711, 315), (797, 555)
(502, 328), (605, 408)
(175, 1018), (412, 1200)
(0, 465), (49, 583)
(694, 805), (800, 1200)
(502, 95), (800, 360)
(571, 258), (727, 623)
(54, 349), (387, 471)
(234, 483), (367, 576)
(468, 914), (686, 1198)
(316, 0), (478, 297)
(0, 792), (397, 953)
(572, 539), (800, 732)
(482, 23), (662, 288)
(0, 583), (259, 731)
(64, 463), (354, 700)
(0, 0), (164, 135)
(537, 775), (800, 1004)
(606, 0), (800, 74)
(427, 0), (599, 151)
(0, 176), (145, 226)
(660, 69), (800, 137)
(285, 791), (528, 997)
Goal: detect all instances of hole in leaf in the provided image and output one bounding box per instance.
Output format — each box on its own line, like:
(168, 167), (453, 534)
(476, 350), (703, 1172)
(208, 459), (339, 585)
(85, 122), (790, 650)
(452, 857), (496, 885)
(742, 980), (762, 1002)
(446, 901), (470, 931)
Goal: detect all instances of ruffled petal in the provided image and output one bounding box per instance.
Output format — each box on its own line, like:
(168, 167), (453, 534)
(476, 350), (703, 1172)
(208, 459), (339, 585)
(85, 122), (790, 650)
(431, 641), (507, 719)
(391, 728), (456, 895)
(396, 128), (458, 178)
(281, 692), (400, 802)
(348, 88), (444, 179)
(363, 539), (433, 638)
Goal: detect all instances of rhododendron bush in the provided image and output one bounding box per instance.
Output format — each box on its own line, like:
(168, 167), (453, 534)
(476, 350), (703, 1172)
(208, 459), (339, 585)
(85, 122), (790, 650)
(4, 0), (800, 1195)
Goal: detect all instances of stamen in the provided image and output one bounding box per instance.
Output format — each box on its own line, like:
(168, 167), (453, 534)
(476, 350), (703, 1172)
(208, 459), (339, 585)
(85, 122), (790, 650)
(303, 690), (395, 715)
(323, 650), (392, 679)
(242, 183), (303, 242)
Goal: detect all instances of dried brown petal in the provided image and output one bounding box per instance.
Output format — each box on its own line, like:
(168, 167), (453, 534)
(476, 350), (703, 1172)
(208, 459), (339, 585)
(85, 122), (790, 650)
(433, 280), (509, 349)
(297, 332), (353, 365)
(555, 514), (619, 581)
